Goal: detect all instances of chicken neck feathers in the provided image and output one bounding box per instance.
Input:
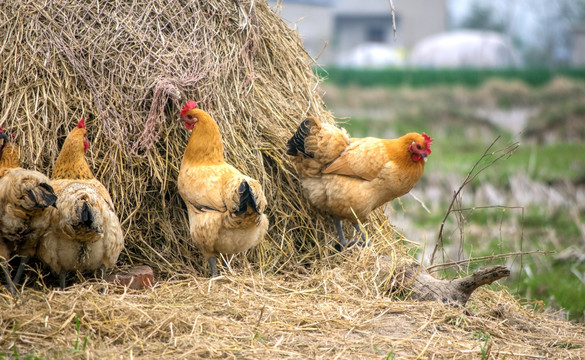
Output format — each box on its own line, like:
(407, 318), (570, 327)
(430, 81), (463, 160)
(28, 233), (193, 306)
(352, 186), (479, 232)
(181, 109), (224, 167)
(52, 127), (94, 180)
(0, 143), (20, 176)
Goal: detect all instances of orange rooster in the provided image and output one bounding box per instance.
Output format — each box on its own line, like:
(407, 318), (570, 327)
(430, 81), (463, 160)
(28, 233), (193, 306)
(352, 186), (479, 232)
(0, 128), (57, 294)
(37, 119), (124, 288)
(286, 117), (432, 250)
(178, 101), (268, 277)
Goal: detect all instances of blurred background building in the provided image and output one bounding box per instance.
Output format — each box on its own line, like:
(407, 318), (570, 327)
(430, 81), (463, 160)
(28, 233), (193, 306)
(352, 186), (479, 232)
(268, 0), (585, 68)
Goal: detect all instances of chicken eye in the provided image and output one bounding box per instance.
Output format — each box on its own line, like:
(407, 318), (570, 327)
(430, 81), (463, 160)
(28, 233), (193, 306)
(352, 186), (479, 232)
(416, 144), (422, 150)
(187, 115), (193, 120)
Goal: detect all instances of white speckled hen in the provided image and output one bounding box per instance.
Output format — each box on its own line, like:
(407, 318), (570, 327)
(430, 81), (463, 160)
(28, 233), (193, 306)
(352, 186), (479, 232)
(37, 119), (124, 289)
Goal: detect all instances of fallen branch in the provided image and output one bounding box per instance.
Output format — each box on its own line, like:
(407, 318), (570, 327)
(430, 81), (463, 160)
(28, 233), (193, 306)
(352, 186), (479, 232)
(395, 262), (510, 306)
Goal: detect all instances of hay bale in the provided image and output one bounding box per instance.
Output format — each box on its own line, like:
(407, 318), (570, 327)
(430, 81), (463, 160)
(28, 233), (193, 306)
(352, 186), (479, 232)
(0, 0), (402, 276)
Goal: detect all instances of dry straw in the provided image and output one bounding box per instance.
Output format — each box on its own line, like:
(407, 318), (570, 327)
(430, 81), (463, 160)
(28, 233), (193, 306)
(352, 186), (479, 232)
(1, 260), (585, 358)
(1, 0), (584, 358)
(1, 0), (395, 276)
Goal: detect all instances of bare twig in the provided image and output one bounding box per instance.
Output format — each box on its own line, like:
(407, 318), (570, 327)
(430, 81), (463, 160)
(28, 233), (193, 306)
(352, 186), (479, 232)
(398, 263), (510, 306)
(426, 250), (551, 273)
(430, 138), (519, 264)
(409, 192), (431, 214)
(388, 0), (397, 41)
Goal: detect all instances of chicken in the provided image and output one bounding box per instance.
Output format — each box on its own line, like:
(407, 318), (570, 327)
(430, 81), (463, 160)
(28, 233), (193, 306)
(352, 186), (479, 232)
(0, 128), (57, 294)
(286, 117), (432, 250)
(178, 100), (268, 277)
(37, 119), (124, 288)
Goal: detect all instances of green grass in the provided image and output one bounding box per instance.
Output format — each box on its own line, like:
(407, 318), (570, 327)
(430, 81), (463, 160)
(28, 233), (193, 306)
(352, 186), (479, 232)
(424, 142), (585, 185)
(421, 202), (585, 321)
(396, 133), (585, 321)
(520, 262), (585, 321)
(316, 67), (585, 88)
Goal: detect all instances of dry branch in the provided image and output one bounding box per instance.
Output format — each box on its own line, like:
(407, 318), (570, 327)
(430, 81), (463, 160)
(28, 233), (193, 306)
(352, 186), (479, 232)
(394, 262), (510, 306)
(431, 138), (519, 264)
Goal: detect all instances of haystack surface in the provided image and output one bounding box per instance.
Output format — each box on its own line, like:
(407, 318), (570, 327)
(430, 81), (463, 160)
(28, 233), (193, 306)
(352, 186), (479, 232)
(1, 1), (585, 359)
(0, 0), (361, 276)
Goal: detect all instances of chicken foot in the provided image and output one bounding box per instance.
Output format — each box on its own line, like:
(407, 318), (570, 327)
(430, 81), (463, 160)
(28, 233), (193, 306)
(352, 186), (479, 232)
(333, 217), (368, 252)
(12, 255), (30, 287)
(1, 258), (17, 296)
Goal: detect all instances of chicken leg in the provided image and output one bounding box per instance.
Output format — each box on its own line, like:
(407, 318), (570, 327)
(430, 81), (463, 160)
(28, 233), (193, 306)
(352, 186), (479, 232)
(98, 264), (106, 281)
(12, 255), (31, 286)
(209, 257), (218, 278)
(59, 270), (67, 290)
(352, 223), (367, 244)
(1, 258), (17, 296)
(333, 217), (348, 252)
(334, 217), (369, 252)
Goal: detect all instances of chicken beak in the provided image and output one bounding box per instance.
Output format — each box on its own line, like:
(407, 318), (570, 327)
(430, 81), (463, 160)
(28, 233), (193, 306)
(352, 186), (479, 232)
(422, 154), (428, 163)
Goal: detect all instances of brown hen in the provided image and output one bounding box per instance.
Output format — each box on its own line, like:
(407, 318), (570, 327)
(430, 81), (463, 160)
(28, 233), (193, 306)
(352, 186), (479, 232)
(178, 101), (268, 277)
(287, 117), (432, 250)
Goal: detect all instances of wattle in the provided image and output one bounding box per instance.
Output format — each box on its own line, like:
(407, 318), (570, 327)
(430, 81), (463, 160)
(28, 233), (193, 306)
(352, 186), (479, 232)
(411, 153), (422, 162)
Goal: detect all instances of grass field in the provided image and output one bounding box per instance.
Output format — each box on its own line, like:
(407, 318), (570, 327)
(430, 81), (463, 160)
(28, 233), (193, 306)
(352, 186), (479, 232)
(321, 77), (585, 321)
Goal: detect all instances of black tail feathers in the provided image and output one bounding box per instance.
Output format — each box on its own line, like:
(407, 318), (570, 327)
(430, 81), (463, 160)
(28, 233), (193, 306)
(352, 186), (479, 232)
(79, 201), (95, 228)
(28, 182), (58, 209)
(235, 181), (260, 216)
(286, 118), (316, 158)
(73, 199), (102, 233)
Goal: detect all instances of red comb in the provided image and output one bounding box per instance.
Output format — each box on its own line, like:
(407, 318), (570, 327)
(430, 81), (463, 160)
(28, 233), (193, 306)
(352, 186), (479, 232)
(422, 132), (433, 155)
(77, 118), (86, 129)
(180, 100), (197, 116)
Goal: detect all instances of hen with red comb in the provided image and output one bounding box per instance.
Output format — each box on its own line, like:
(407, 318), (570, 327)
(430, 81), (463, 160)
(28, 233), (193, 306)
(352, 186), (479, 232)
(36, 120), (123, 289)
(177, 101), (268, 277)
(287, 116), (432, 251)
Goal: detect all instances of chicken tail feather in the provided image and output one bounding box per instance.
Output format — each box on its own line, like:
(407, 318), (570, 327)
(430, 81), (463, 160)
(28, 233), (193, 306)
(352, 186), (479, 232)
(78, 201), (94, 228)
(286, 117), (318, 157)
(26, 182), (57, 209)
(235, 180), (260, 216)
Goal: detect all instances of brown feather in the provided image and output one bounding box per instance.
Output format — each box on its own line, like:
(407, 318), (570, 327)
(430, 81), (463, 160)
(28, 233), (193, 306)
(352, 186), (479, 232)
(178, 107), (268, 264)
(287, 118), (431, 224)
(0, 143), (20, 178)
(52, 127), (94, 180)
